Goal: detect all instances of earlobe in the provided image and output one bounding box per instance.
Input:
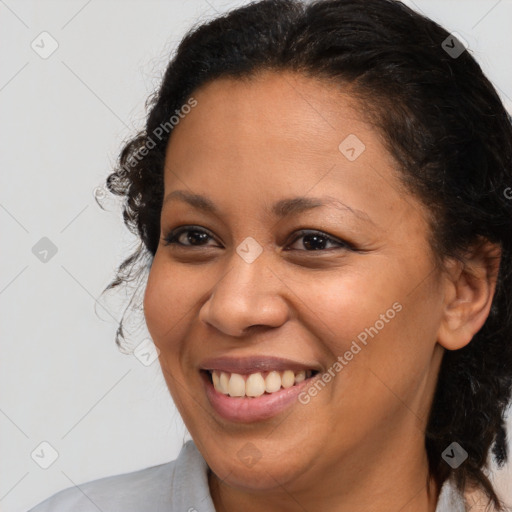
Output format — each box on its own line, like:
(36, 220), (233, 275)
(436, 239), (501, 351)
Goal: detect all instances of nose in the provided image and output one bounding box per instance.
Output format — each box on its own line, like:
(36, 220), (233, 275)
(198, 251), (290, 337)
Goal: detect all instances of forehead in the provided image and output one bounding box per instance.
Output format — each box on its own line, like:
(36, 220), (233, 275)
(167, 70), (374, 164)
(165, 71), (395, 180)
(161, 70), (425, 232)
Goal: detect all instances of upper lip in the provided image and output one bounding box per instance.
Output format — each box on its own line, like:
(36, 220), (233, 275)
(199, 356), (321, 374)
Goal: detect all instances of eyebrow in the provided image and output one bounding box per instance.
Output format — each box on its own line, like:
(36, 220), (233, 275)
(162, 189), (376, 226)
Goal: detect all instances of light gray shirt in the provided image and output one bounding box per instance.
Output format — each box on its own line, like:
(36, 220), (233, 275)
(28, 440), (466, 511)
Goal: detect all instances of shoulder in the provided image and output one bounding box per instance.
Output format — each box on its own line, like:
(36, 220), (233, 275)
(436, 477), (467, 512)
(436, 476), (505, 512)
(27, 460), (176, 512)
(27, 441), (215, 512)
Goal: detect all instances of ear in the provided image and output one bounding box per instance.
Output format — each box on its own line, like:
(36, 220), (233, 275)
(437, 238), (502, 351)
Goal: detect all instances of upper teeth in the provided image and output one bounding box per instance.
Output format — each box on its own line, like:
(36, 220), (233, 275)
(211, 370), (310, 397)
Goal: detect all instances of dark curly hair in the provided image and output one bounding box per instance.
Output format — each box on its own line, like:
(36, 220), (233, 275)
(103, 0), (512, 508)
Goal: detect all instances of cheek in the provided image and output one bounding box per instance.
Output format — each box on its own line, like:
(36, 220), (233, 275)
(291, 267), (393, 352)
(301, 261), (439, 381)
(143, 256), (196, 345)
(310, 288), (437, 435)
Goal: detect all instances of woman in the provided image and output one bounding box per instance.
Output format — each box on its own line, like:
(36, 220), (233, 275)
(29, 0), (512, 510)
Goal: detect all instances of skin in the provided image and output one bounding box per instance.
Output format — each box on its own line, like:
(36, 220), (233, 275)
(143, 70), (500, 512)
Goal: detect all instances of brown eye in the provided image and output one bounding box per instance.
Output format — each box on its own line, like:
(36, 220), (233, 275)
(163, 226), (218, 247)
(286, 230), (350, 251)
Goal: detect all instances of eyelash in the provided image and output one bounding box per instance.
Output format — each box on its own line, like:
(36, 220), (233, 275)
(162, 226), (352, 252)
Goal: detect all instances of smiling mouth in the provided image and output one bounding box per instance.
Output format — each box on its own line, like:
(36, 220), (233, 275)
(203, 369), (319, 398)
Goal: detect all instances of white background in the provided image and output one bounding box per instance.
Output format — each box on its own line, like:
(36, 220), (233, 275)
(1, 1), (511, 511)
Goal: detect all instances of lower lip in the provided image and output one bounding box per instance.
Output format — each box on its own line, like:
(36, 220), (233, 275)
(202, 371), (317, 423)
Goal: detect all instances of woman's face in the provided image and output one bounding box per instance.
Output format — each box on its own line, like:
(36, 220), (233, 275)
(144, 71), (447, 493)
